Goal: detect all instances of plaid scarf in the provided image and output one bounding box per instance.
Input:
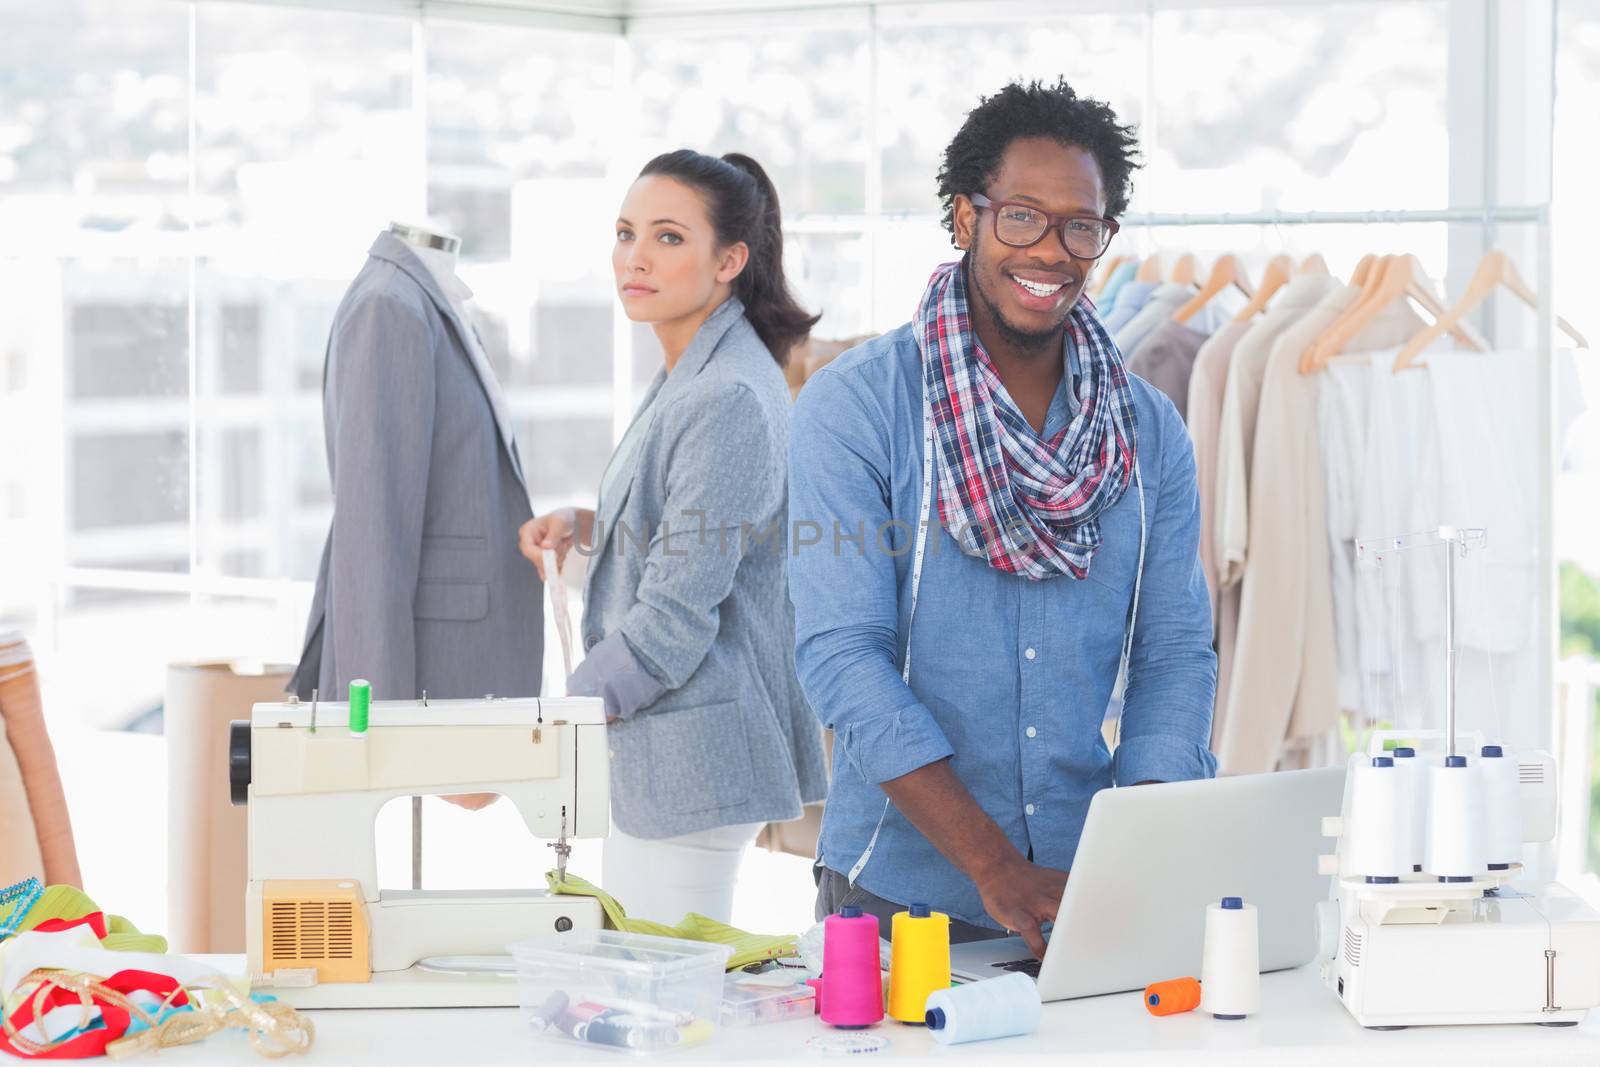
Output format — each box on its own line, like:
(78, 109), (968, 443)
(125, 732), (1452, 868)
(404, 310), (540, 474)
(917, 259), (1138, 581)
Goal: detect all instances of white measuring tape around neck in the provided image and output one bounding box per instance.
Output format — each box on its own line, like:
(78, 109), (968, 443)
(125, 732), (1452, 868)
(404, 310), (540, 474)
(845, 363), (1147, 886)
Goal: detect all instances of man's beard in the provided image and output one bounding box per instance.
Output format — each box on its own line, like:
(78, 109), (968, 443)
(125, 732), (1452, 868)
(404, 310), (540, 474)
(968, 256), (1068, 355)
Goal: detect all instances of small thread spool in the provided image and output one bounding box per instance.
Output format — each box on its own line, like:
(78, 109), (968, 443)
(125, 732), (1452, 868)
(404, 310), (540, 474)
(817, 905), (884, 1029)
(1479, 745), (1523, 871)
(888, 903), (950, 1023)
(348, 678), (370, 736)
(1144, 977), (1201, 1016)
(923, 972), (1040, 1045)
(1425, 756), (1486, 882)
(1198, 896), (1259, 1020)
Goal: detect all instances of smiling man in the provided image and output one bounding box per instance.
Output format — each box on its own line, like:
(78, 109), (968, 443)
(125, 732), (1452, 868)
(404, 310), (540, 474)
(789, 79), (1217, 955)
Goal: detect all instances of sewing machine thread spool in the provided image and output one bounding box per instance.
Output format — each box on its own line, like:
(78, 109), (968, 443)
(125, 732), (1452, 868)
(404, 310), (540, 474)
(348, 679), (370, 736)
(1390, 747), (1429, 872)
(1425, 755), (1486, 882)
(1347, 756), (1410, 883)
(923, 972), (1039, 1045)
(1198, 897), (1259, 1020)
(887, 903), (950, 1023)
(1479, 746), (1523, 870)
(817, 905), (884, 1029)
(1144, 977), (1201, 1016)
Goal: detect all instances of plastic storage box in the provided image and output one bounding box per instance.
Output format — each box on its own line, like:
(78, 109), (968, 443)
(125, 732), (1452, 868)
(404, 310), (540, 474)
(721, 969), (817, 1027)
(511, 930), (733, 1054)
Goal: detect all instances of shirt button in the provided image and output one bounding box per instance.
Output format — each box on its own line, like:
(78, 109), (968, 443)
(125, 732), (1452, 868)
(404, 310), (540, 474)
(1024, 648), (1037, 661)
(1026, 726), (1038, 739)
(1025, 803), (1036, 816)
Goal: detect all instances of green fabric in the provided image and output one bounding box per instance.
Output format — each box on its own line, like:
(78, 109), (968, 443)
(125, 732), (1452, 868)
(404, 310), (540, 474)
(546, 871), (796, 972)
(0, 884), (167, 954)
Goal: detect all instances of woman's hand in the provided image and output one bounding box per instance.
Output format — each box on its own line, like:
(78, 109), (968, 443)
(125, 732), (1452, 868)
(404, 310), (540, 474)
(441, 793), (499, 811)
(519, 507), (593, 581)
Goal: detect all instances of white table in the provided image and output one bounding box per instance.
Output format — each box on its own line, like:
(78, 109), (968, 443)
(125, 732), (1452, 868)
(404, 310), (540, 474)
(149, 962), (1600, 1065)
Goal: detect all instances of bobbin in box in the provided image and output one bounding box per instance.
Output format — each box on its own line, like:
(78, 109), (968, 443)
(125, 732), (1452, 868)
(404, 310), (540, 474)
(511, 931), (732, 1054)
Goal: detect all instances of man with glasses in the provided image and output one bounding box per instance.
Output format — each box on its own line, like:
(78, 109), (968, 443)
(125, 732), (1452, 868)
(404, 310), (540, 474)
(789, 79), (1216, 955)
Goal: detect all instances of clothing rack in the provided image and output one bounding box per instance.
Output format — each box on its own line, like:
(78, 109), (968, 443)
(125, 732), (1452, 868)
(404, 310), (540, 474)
(1113, 205), (1546, 227)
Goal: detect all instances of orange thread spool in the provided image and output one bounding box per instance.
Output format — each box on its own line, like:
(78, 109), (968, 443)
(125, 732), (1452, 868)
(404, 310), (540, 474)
(1144, 977), (1201, 1016)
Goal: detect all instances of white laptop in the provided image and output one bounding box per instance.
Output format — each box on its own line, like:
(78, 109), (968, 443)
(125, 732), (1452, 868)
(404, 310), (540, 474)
(949, 767), (1345, 1000)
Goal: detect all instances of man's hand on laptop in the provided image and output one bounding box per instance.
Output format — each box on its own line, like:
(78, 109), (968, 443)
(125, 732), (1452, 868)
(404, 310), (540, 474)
(975, 858), (1067, 958)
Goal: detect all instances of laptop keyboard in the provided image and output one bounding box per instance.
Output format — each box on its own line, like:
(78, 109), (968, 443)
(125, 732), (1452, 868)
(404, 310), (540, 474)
(993, 957), (1042, 978)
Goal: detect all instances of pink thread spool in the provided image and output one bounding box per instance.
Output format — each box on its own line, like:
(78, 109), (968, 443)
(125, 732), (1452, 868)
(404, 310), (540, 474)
(814, 905), (884, 1028)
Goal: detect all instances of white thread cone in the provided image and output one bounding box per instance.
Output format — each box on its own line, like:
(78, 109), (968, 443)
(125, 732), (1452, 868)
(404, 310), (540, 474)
(1198, 898), (1259, 1019)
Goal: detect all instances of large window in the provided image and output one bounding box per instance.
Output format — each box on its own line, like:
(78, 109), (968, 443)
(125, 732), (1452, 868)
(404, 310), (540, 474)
(1555, 0), (1600, 882)
(0, 0), (1587, 768)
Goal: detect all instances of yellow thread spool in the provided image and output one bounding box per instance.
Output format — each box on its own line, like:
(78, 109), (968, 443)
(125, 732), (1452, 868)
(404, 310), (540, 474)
(888, 903), (951, 1023)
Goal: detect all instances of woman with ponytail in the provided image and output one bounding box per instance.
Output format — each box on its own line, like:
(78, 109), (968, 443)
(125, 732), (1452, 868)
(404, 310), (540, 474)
(518, 150), (828, 922)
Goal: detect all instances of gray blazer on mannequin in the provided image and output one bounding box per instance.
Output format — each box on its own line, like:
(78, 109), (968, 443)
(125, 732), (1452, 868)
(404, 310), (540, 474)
(575, 297), (828, 839)
(289, 231), (543, 703)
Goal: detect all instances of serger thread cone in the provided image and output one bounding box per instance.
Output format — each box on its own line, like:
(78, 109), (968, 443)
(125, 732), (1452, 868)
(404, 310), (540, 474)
(887, 908), (950, 1022)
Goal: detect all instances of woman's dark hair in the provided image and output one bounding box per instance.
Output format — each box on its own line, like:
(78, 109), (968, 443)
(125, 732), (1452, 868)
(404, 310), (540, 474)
(638, 149), (820, 365)
(937, 78), (1141, 240)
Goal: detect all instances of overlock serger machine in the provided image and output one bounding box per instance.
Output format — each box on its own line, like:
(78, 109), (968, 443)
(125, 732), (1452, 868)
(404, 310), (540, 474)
(1316, 527), (1600, 1028)
(228, 689), (610, 1008)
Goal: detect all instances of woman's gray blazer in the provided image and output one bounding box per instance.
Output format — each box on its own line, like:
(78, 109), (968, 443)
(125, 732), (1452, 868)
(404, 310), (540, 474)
(571, 297), (829, 839)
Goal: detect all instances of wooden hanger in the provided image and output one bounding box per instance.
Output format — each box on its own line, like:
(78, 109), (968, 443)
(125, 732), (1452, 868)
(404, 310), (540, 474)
(1091, 254), (1130, 296)
(1174, 254), (1254, 325)
(1349, 253), (1377, 287)
(1298, 253), (1330, 275)
(1404, 278), (1485, 351)
(1298, 254), (1395, 373)
(1230, 254), (1293, 324)
(1391, 250), (1589, 371)
(1135, 255), (1165, 283)
(1302, 255), (1484, 374)
(1170, 253), (1199, 287)
(1300, 254), (1419, 373)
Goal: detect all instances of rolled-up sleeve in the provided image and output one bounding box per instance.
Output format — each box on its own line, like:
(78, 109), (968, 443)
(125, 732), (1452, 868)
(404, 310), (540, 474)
(789, 366), (954, 786)
(1113, 401), (1219, 786)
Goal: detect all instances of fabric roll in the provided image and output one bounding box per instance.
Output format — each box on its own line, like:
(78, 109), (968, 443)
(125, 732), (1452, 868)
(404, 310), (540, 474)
(165, 661), (293, 953)
(0, 635), (79, 889)
(0, 712), (45, 885)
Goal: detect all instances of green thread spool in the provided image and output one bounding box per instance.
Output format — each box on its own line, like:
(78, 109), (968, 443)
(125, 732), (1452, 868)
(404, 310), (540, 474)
(348, 679), (370, 736)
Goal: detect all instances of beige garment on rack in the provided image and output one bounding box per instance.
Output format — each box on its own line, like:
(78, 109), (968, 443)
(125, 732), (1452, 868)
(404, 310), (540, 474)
(1217, 286), (1425, 775)
(1210, 274), (1340, 744)
(1184, 319), (1249, 746)
(1214, 273), (1342, 590)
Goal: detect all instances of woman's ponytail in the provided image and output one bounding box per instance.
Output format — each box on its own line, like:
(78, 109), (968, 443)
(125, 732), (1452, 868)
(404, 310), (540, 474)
(639, 149), (821, 365)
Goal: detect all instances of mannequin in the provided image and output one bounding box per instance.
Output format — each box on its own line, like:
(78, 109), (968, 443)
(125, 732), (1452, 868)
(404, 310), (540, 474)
(289, 220), (543, 705)
(387, 221), (516, 462)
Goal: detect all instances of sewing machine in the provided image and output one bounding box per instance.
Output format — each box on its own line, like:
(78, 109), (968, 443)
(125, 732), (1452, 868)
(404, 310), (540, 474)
(228, 693), (609, 1008)
(1317, 730), (1600, 1028)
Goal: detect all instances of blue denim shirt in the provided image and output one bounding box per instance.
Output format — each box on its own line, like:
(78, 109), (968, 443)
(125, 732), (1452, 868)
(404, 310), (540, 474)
(788, 323), (1217, 929)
